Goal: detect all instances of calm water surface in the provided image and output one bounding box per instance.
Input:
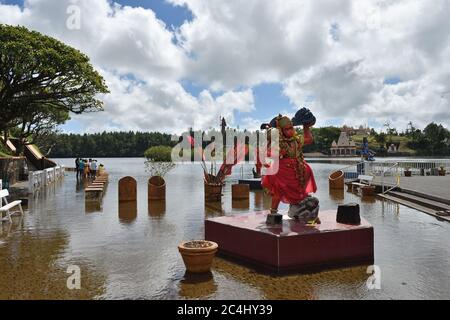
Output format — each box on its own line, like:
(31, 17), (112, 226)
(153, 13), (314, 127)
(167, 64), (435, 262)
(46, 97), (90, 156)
(0, 158), (449, 300)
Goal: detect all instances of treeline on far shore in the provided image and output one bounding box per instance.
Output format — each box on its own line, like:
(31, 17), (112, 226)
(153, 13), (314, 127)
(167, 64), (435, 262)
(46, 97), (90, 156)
(41, 131), (176, 158)
(39, 122), (450, 158)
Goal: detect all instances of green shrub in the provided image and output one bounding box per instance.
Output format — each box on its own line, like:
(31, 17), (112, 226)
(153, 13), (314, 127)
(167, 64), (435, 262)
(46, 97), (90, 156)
(144, 146), (173, 162)
(144, 146), (175, 178)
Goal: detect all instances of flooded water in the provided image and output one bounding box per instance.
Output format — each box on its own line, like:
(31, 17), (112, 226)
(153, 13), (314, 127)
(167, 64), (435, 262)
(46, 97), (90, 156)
(1, 158), (449, 300)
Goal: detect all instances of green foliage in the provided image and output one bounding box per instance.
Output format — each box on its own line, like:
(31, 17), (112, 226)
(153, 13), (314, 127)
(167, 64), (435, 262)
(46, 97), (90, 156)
(408, 123), (450, 155)
(299, 127), (341, 154)
(0, 142), (11, 157)
(0, 24), (109, 153)
(40, 131), (176, 158)
(36, 122), (450, 159)
(144, 145), (175, 178)
(144, 146), (173, 162)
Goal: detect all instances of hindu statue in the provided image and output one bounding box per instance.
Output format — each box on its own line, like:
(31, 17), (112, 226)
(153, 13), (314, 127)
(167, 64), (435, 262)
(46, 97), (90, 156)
(261, 108), (320, 225)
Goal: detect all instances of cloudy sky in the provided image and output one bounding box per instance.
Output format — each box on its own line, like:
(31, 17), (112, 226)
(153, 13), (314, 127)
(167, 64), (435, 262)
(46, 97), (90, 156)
(1, 0), (449, 134)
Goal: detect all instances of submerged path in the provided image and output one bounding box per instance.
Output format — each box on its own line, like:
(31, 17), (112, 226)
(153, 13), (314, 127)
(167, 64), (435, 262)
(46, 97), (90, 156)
(373, 175), (450, 204)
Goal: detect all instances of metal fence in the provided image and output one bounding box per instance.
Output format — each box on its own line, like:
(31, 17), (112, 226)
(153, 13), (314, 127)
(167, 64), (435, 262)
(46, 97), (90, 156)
(28, 166), (65, 194)
(335, 159), (450, 194)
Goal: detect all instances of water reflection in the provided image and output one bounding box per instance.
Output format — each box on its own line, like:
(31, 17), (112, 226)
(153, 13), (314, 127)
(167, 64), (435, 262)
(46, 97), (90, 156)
(179, 272), (218, 299)
(0, 230), (106, 299)
(381, 199), (400, 217)
(329, 189), (345, 202)
(232, 199), (250, 211)
(118, 201), (137, 223)
(253, 191), (271, 210)
(85, 201), (102, 214)
(213, 257), (369, 300)
(205, 201), (224, 218)
(148, 200), (166, 218)
(76, 179), (88, 193)
(360, 196), (377, 204)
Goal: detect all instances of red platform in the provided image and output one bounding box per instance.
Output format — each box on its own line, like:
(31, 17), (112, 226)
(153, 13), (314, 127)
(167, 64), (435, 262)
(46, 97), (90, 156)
(205, 210), (374, 274)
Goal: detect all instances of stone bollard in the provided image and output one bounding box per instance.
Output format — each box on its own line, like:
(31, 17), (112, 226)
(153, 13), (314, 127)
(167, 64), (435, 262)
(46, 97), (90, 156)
(119, 177), (137, 202)
(232, 184), (250, 200)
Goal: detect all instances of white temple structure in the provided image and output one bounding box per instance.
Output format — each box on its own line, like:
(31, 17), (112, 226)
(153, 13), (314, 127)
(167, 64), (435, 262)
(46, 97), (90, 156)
(330, 132), (357, 156)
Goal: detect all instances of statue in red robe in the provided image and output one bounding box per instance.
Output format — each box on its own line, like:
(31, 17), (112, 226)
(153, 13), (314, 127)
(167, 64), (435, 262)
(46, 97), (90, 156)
(261, 113), (319, 225)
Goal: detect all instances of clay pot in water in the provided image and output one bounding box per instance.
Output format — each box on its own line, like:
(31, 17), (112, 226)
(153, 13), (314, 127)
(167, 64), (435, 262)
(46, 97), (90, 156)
(148, 176), (166, 200)
(329, 170), (344, 190)
(178, 241), (218, 273)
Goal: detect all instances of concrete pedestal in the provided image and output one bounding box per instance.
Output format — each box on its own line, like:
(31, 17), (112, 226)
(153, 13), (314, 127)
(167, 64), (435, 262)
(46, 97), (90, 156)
(205, 210), (374, 274)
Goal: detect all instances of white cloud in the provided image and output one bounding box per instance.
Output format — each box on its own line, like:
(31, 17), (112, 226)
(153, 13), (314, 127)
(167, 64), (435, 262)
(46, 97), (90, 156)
(1, 0), (449, 133)
(71, 70), (254, 134)
(173, 0), (351, 90)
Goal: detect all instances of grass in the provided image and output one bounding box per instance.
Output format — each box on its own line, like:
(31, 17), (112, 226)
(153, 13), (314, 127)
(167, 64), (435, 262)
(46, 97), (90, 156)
(0, 143), (12, 157)
(352, 134), (416, 155)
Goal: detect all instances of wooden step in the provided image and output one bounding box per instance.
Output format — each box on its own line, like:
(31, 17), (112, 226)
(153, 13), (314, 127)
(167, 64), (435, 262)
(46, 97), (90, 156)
(387, 191), (450, 212)
(378, 194), (450, 222)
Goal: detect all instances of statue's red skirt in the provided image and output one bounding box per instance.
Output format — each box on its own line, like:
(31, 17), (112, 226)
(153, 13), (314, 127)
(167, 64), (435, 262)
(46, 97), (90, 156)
(262, 158), (317, 205)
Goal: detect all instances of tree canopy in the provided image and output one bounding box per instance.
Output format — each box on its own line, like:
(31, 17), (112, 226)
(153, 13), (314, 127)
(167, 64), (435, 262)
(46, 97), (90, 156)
(0, 24), (109, 153)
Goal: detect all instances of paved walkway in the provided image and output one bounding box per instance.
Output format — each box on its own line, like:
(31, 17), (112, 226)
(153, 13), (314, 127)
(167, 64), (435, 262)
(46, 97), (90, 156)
(373, 175), (450, 203)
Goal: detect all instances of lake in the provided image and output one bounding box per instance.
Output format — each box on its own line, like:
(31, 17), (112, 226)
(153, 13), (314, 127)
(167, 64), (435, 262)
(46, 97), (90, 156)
(0, 158), (449, 299)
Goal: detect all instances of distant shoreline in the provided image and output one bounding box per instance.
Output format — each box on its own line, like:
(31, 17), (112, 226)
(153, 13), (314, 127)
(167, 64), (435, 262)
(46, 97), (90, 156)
(50, 155), (450, 161)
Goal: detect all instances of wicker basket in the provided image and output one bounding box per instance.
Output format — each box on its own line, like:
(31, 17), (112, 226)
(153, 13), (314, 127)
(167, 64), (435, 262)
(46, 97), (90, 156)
(204, 182), (223, 202)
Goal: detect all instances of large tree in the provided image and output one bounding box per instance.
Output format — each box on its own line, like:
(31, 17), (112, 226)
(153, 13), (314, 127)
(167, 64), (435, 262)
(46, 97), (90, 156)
(0, 24), (109, 154)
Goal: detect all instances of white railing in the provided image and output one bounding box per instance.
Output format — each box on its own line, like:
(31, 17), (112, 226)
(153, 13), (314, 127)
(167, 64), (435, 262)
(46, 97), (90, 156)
(335, 161), (367, 182)
(368, 160), (450, 176)
(28, 165), (65, 194)
(381, 162), (400, 194)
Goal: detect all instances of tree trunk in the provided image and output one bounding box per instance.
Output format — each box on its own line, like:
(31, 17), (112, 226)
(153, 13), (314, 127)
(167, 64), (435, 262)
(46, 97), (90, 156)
(15, 139), (25, 156)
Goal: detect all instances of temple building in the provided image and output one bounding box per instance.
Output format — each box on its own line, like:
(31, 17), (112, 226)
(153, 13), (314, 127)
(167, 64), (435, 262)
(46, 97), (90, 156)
(341, 125), (371, 137)
(330, 132), (357, 156)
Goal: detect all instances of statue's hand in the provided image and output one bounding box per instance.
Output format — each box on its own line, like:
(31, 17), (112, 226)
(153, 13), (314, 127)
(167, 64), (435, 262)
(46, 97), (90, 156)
(293, 108), (316, 127)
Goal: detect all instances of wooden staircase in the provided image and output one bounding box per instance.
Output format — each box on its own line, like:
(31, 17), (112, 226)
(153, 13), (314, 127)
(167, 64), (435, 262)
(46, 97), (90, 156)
(378, 190), (450, 222)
